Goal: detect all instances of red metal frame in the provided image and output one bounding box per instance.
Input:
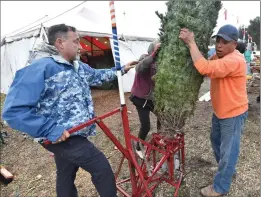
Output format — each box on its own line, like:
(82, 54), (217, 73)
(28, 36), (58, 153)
(42, 105), (185, 196)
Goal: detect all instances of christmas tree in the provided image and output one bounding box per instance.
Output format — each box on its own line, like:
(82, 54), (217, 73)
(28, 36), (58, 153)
(154, 1), (222, 134)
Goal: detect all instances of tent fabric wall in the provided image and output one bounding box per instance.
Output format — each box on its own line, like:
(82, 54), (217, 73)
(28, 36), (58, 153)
(110, 39), (152, 92)
(1, 36), (43, 94)
(126, 40), (152, 60)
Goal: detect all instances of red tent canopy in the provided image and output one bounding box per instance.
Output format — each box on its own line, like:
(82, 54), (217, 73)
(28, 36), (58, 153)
(80, 36), (110, 56)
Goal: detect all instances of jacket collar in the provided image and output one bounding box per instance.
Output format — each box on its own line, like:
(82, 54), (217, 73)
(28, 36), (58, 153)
(51, 55), (80, 72)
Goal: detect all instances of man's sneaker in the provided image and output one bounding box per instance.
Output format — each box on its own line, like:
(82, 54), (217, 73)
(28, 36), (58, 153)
(201, 185), (226, 197)
(135, 149), (144, 159)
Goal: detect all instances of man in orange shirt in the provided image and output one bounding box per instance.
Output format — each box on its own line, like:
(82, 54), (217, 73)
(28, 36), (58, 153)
(179, 24), (248, 196)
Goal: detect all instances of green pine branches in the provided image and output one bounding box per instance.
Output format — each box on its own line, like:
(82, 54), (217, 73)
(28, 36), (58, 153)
(154, 1), (222, 133)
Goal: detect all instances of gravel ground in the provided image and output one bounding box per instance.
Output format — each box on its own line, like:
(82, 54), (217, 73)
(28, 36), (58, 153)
(0, 78), (260, 197)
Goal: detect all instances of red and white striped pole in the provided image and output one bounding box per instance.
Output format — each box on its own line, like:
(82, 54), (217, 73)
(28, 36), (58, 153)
(109, 1), (125, 105)
(109, 3), (142, 194)
(224, 8), (227, 20)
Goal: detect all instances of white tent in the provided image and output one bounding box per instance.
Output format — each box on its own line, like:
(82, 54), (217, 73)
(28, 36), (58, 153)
(1, 1), (167, 94)
(1, 27), (46, 94)
(43, 1), (167, 38)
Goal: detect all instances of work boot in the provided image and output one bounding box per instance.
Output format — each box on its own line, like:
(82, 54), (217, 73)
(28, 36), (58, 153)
(200, 185), (226, 197)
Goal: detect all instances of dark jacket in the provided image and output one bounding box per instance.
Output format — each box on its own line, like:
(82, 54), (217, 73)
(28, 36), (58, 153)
(131, 41), (159, 101)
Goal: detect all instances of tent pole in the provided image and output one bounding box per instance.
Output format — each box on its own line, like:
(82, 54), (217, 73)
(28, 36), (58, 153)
(91, 37), (93, 56)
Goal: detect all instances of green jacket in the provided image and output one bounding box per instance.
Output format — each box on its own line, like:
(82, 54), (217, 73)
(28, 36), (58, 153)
(244, 50), (251, 63)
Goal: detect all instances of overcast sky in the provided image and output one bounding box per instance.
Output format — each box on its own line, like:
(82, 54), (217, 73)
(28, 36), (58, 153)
(1, 1), (260, 38)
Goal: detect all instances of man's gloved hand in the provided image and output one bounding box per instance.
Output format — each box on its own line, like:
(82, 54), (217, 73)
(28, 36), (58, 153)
(154, 43), (161, 52)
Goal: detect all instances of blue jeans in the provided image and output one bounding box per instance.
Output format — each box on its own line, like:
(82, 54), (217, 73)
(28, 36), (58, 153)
(43, 136), (117, 197)
(211, 111), (248, 194)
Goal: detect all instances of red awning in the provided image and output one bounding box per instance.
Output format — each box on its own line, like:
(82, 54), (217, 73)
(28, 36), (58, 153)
(80, 36), (110, 52)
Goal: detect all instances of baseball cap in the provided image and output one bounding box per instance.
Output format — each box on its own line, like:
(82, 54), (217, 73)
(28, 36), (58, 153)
(212, 24), (239, 41)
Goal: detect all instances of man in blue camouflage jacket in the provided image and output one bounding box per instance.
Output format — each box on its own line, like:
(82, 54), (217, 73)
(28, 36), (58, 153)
(2, 24), (137, 197)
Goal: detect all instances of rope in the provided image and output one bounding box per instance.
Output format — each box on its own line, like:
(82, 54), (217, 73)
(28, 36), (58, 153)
(14, 1), (87, 37)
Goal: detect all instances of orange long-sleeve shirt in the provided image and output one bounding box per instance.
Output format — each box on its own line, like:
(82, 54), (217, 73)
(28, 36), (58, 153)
(194, 50), (248, 119)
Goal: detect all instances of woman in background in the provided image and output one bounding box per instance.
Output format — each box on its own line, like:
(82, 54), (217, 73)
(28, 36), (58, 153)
(129, 40), (161, 158)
